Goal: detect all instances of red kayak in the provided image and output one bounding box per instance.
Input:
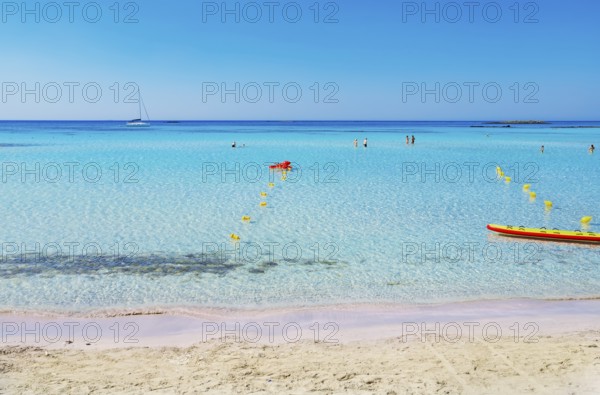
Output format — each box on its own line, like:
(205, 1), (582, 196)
(487, 224), (600, 243)
(269, 161), (292, 170)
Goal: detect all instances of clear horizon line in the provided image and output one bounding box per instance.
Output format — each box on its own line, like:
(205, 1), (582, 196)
(0, 119), (599, 122)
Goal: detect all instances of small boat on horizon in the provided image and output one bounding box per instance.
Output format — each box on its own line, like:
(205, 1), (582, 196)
(126, 90), (150, 127)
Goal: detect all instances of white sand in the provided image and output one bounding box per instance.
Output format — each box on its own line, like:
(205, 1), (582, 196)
(1, 300), (599, 394)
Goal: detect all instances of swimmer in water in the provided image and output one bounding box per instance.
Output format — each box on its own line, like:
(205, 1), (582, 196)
(363, 138), (368, 148)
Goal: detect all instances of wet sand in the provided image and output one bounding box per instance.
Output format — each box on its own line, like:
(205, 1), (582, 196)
(1, 299), (599, 394)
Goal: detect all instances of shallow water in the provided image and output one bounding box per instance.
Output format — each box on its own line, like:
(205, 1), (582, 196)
(1, 121), (599, 313)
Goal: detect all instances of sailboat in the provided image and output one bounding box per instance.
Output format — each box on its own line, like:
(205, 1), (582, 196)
(126, 90), (150, 127)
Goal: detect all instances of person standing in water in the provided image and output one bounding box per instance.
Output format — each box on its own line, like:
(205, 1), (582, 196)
(232, 141), (236, 148)
(590, 144), (595, 154)
(354, 138), (358, 148)
(406, 135), (409, 144)
(411, 135), (415, 144)
(540, 145), (544, 153)
(363, 138), (368, 148)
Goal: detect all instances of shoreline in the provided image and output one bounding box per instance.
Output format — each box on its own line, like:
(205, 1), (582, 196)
(1, 299), (599, 394)
(2, 298), (599, 349)
(3, 295), (600, 318)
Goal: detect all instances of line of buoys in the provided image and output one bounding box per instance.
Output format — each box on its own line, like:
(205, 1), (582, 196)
(497, 163), (593, 228)
(230, 161), (292, 242)
(498, 165), (541, 204)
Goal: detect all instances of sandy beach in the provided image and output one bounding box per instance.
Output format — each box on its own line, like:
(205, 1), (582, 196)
(1, 300), (599, 394)
(1, 330), (599, 394)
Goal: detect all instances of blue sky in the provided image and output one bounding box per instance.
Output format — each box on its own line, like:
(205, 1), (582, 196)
(0, 0), (598, 120)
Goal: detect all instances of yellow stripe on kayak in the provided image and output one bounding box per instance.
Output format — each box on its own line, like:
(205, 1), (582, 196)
(488, 224), (600, 242)
(488, 224), (600, 238)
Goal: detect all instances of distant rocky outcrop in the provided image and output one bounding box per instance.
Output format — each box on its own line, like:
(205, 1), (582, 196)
(485, 120), (548, 125)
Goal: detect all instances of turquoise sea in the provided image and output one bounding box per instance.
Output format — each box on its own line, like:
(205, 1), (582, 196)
(1, 121), (599, 314)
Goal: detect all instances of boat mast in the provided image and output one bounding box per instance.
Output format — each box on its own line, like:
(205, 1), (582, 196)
(138, 90), (142, 120)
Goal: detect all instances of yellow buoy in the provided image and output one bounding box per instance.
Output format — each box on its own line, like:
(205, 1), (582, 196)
(268, 183), (275, 188)
(241, 216), (251, 222)
(505, 176), (511, 183)
(581, 216), (593, 224)
(260, 202), (267, 207)
(230, 233), (240, 240)
(529, 192), (536, 198)
(544, 201), (552, 208)
(281, 176), (287, 181)
(523, 184), (531, 191)
(260, 192), (268, 198)
(499, 171), (504, 177)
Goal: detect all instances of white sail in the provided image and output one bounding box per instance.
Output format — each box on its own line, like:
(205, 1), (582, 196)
(127, 89), (150, 127)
